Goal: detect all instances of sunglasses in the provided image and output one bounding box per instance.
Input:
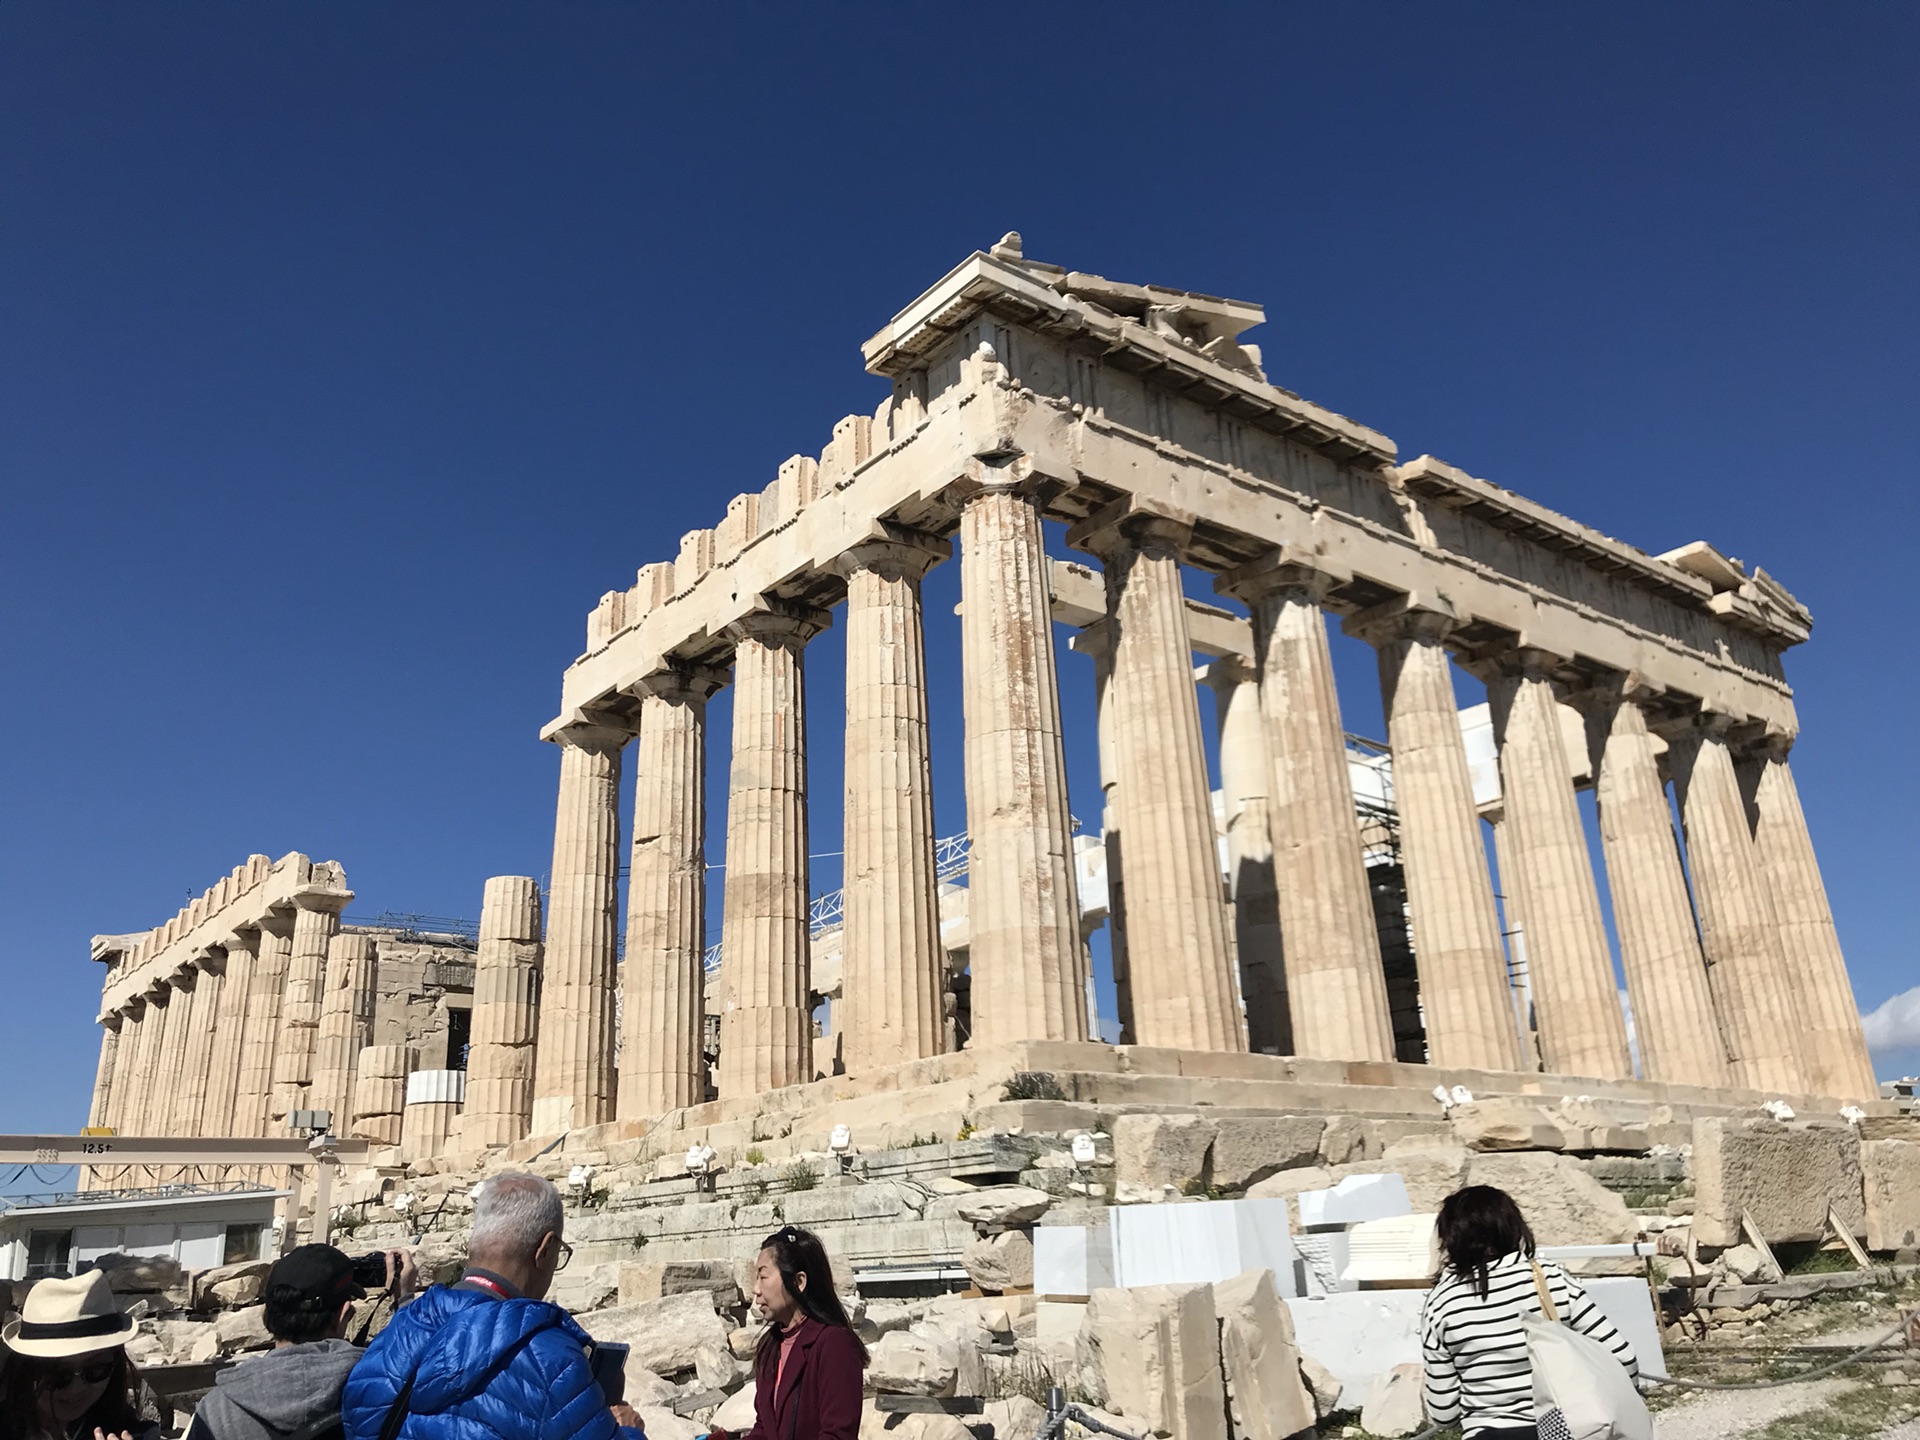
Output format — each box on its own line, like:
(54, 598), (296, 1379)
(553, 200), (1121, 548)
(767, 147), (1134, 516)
(41, 1360), (115, 1390)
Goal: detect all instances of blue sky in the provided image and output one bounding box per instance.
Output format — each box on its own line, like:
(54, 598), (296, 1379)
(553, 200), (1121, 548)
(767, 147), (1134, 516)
(2, 4), (1915, 1141)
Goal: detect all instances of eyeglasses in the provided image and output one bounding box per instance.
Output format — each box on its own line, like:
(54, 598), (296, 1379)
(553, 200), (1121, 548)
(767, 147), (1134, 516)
(553, 1241), (573, 1272)
(41, 1360), (115, 1391)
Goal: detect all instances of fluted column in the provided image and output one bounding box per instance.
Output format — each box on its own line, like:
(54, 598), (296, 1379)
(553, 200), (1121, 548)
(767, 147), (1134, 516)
(203, 934), (255, 1137)
(274, 897), (345, 1123)
(466, 876), (544, 1146)
(1076, 512), (1240, 1051)
(837, 533), (950, 1074)
(621, 669), (723, 1117)
(1070, 622), (1132, 1041)
(718, 605), (827, 1096)
(174, 962), (223, 1135)
(135, 985), (174, 1133)
(1666, 717), (1806, 1094)
(532, 721), (628, 1133)
(87, 1019), (121, 1130)
(1573, 685), (1730, 1088)
(960, 482), (1088, 1046)
(236, 915), (294, 1137)
(312, 934), (379, 1130)
(1205, 657), (1290, 1054)
(1481, 652), (1630, 1079)
(1353, 606), (1520, 1071)
(1738, 737), (1876, 1098)
(109, 1001), (148, 1133)
(1219, 557), (1393, 1063)
(1485, 806), (1541, 1070)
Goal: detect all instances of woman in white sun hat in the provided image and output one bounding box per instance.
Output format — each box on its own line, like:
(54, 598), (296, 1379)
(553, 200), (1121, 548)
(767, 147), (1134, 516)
(1, 1270), (156, 1440)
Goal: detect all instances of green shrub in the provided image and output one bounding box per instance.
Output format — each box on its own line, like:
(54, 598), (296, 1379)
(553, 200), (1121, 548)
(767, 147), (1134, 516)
(1001, 1071), (1067, 1102)
(780, 1162), (818, 1192)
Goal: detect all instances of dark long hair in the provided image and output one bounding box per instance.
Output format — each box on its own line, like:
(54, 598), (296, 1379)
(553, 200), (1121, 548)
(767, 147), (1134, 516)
(754, 1225), (868, 1373)
(0, 1346), (145, 1440)
(1437, 1185), (1537, 1299)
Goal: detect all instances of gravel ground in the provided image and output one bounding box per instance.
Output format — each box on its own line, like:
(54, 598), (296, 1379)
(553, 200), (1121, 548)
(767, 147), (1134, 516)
(1652, 1376), (1860, 1440)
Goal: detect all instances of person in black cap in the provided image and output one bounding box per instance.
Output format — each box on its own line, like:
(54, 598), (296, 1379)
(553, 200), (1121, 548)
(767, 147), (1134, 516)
(185, 1244), (415, 1440)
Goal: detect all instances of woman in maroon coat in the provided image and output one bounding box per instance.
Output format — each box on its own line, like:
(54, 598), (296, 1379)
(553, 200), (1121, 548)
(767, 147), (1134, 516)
(709, 1226), (867, 1440)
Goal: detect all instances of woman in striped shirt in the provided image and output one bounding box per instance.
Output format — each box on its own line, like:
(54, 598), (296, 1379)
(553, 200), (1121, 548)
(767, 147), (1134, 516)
(1420, 1185), (1639, 1438)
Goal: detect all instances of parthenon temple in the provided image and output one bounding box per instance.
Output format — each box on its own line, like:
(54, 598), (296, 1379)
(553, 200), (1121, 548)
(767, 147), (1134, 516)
(88, 236), (1880, 1167)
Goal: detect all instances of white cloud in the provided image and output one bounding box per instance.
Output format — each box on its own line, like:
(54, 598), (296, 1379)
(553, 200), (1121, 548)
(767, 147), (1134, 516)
(1861, 986), (1920, 1052)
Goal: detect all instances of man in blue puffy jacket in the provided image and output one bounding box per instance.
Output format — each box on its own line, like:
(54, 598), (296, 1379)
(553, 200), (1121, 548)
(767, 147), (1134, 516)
(343, 1172), (642, 1440)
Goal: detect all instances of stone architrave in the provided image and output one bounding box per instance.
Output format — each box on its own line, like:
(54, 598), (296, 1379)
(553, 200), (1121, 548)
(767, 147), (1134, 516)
(718, 605), (827, 1097)
(173, 962), (223, 1136)
(311, 934), (378, 1133)
(1666, 718), (1807, 1095)
(235, 916), (295, 1138)
(1481, 652), (1630, 1080)
(202, 934), (256, 1137)
(533, 721), (629, 1134)
(1575, 684), (1731, 1090)
(1074, 510), (1240, 1052)
(465, 876), (545, 1147)
(273, 895), (345, 1122)
(1355, 604), (1521, 1072)
(835, 532), (949, 1075)
(1205, 657), (1289, 1054)
(87, 1018), (121, 1131)
(621, 670), (723, 1117)
(1072, 622), (1132, 1041)
(1219, 557), (1393, 1064)
(959, 479), (1088, 1047)
(1738, 738), (1878, 1099)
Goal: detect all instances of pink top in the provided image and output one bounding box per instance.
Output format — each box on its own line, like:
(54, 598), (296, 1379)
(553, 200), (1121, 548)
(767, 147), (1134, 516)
(773, 1323), (803, 1392)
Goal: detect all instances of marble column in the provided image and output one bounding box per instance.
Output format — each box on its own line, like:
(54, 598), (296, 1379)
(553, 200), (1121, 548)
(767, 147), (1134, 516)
(620, 670), (722, 1117)
(135, 985), (174, 1133)
(87, 1019), (121, 1130)
(1070, 622), (1132, 1041)
(111, 1001), (151, 1133)
(1219, 558), (1393, 1063)
(236, 916), (294, 1137)
(1482, 653), (1631, 1079)
(532, 721), (628, 1133)
(718, 605), (827, 1096)
(959, 482), (1088, 1046)
(468, 879), (545, 1152)
(203, 934), (255, 1137)
(1666, 718), (1807, 1094)
(312, 934), (379, 1132)
(273, 898), (344, 1123)
(1485, 805), (1541, 1071)
(1575, 685), (1731, 1089)
(467, 876), (544, 1146)
(1206, 657), (1290, 1054)
(173, 962), (222, 1136)
(1738, 737), (1877, 1099)
(1356, 606), (1521, 1072)
(837, 534), (950, 1075)
(1077, 513), (1240, 1051)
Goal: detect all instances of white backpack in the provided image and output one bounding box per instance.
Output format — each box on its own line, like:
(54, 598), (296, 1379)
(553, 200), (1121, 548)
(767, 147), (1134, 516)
(1524, 1261), (1652, 1440)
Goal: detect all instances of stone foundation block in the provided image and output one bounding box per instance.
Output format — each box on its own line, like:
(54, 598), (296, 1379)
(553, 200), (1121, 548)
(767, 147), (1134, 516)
(1113, 1113), (1215, 1194)
(1449, 1100), (1568, 1152)
(1208, 1117), (1326, 1190)
(1212, 1269), (1314, 1440)
(1693, 1118), (1865, 1247)
(1464, 1151), (1635, 1246)
(1863, 1139), (1920, 1251)
(1078, 1283), (1227, 1440)
(580, 1288), (731, 1378)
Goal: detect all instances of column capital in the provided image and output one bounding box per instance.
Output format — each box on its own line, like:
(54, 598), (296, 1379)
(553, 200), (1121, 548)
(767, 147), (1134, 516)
(1458, 642), (1571, 688)
(631, 663), (729, 707)
(1340, 592), (1465, 648)
(1064, 495), (1195, 560)
(551, 719), (635, 755)
(101, 1010), (125, 1033)
(1067, 617), (1117, 664)
(194, 950), (228, 978)
(1214, 550), (1346, 606)
(290, 884), (354, 917)
(830, 525), (951, 584)
(725, 599), (831, 652)
(1196, 654), (1259, 691)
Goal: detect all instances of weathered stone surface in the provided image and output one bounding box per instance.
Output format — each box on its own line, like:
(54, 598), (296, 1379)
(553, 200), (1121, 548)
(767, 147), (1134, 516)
(727, 1325), (760, 1360)
(549, 1262), (619, 1314)
(1360, 1363), (1425, 1438)
(1299, 1354), (1340, 1419)
(1212, 1270), (1313, 1440)
(1693, 1118), (1865, 1247)
(1862, 1139), (1920, 1252)
(1721, 1244), (1772, 1284)
(1078, 1284), (1227, 1440)
(1318, 1117), (1370, 1166)
(1338, 1144), (1471, 1215)
(982, 1397), (1046, 1440)
(618, 1260), (742, 1309)
(1113, 1113), (1215, 1193)
(1449, 1100), (1566, 1152)
(713, 1381), (758, 1431)
(948, 1185), (1054, 1228)
(214, 1305), (273, 1353)
(580, 1289), (731, 1378)
(1465, 1151), (1635, 1246)
(694, 1340), (746, 1390)
(962, 1230), (1034, 1292)
(636, 1409), (703, 1440)
(866, 1330), (958, 1397)
(97, 1252), (185, 1293)
(1208, 1117), (1326, 1191)
(1246, 1165), (1333, 1208)
(624, 1368), (678, 1407)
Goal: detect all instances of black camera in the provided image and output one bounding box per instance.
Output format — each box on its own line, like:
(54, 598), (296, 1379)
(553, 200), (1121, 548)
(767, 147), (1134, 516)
(351, 1252), (391, 1289)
